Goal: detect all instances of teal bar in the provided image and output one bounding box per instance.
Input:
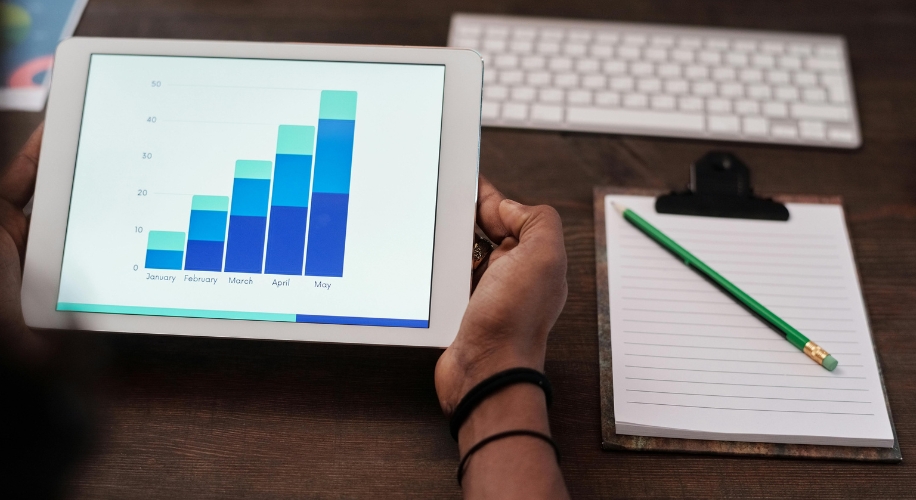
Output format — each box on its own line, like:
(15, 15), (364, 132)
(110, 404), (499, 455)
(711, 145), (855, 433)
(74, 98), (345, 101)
(56, 303), (297, 322)
(235, 160), (273, 180)
(318, 90), (358, 120)
(147, 231), (186, 251)
(191, 195), (230, 212)
(276, 125), (315, 155)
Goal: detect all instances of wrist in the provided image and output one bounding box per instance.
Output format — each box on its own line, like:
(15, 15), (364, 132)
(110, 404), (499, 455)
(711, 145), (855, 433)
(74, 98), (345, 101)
(457, 383), (550, 455)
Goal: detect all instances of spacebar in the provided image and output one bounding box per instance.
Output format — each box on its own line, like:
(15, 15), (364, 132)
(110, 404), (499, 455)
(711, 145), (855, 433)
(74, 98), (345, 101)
(567, 107), (705, 131)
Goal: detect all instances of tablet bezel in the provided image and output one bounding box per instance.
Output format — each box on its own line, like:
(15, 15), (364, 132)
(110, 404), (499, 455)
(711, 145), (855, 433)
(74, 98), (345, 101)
(21, 37), (482, 348)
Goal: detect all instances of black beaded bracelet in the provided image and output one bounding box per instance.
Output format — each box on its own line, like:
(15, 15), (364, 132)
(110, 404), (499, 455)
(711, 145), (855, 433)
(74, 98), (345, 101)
(457, 429), (560, 486)
(449, 367), (553, 441)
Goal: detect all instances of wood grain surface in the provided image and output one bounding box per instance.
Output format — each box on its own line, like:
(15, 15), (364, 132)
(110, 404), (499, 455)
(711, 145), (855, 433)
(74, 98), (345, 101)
(4, 0), (915, 498)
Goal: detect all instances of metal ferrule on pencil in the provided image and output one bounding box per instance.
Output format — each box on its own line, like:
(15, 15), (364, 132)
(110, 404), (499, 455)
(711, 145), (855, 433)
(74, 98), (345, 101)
(803, 341), (832, 367)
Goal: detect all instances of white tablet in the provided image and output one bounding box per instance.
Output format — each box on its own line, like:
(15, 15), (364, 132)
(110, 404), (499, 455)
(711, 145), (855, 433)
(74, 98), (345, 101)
(21, 38), (483, 348)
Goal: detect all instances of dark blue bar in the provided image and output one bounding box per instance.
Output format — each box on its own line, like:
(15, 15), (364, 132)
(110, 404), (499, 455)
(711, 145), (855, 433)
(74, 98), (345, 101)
(265, 205), (309, 275)
(295, 314), (429, 328)
(145, 249), (183, 270)
(224, 215), (267, 273)
(184, 240), (225, 271)
(304, 192), (349, 277)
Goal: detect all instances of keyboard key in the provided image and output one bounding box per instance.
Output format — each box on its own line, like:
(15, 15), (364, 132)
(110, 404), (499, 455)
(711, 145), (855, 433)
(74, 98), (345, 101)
(567, 107), (705, 131)
(540, 28), (563, 40)
(799, 120), (826, 139)
(484, 39), (507, 52)
(739, 69), (764, 83)
(735, 99), (760, 115)
(510, 40), (534, 53)
(828, 85), (850, 104)
(658, 63), (682, 77)
(481, 101), (500, 119)
(632, 62), (654, 76)
(623, 33), (648, 45)
(713, 67), (737, 81)
(549, 57), (573, 71)
(651, 95), (676, 110)
(595, 91), (621, 106)
(539, 88), (564, 103)
(484, 85), (509, 101)
(645, 47), (667, 61)
(555, 73), (579, 88)
(511, 87), (537, 102)
(568, 29), (592, 42)
(576, 59), (601, 73)
(828, 127), (856, 143)
(678, 37), (702, 49)
(531, 104), (564, 122)
(707, 98), (732, 114)
(752, 54), (775, 68)
(775, 86), (799, 101)
(568, 89), (592, 104)
(671, 49), (694, 63)
(454, 37), (479, 49)
(794, 72), (817, 86)
(726, 53), (749, 67)
(763, 101), (788, 117)
(679, 96), (704, 111)
(499, 70), (524, 85)
(720, 82), (744, 97)
(512, 27), (537, 40)
(665, 79), (689, 94)
(595, 32), (619, 44)
(637, 78), (662, 93)
(564, 43), (588, 56)
(651, 35), (675, 47)
(527, 71), (551, 86)
(623, 93), (649, 108)
(455, 24), (482, 37)
(788, 43), (813, 56)
(591, 45), (614, 58)
(803, 88), (827, 102)
(778, 56), (802, 70)
(603, 60), (627, 74)
(686, 65), (709, 79)
(693, 81), (717, 96)
(501, 102), (528, 120)
(618, 46), (641, 60)
(708, 115), (740, 133)
(743, 116), (769, 135)
(767, 70), (790, 85)
(582, 74), (608, 89)
(699, 51), (722, 65)
(610, 76), (635, 91)
(537, 41), (561, 54)
(761, 41), (785, 54)
(772, 123), (799, 138)
(791, 103), (851, 121)
(807, 58), (843, 71)
(486, 26), (510, 38)
(522, 55), (546, 70)
(707, 38), (730, 50)
(748, 84), (772, 99)
(483, 69), (498, 84)
(733, 40), (757, 52)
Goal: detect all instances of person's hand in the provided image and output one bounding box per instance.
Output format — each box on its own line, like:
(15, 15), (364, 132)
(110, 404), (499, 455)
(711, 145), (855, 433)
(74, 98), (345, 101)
(435, 175), (567, 415)
(0, 124), (48, 367)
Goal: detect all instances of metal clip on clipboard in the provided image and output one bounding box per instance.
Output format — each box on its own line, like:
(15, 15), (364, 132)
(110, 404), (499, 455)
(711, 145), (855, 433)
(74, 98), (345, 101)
(655, 151), (790, 221)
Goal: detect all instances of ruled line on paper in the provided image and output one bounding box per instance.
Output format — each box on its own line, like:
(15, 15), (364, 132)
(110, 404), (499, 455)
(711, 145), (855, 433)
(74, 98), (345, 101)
(624, 377), (870, 391)
(626, 402), (874, 416)
(625, 389), (871, 404)
(623, 364), (867, 379)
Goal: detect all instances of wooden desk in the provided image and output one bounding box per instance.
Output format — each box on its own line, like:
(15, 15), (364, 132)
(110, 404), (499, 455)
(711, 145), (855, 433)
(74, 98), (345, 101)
(7, 0), (916, 497)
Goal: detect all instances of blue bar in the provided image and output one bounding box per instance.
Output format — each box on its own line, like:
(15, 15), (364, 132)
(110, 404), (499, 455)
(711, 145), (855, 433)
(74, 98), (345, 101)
(305, 118), (355, 277)
(185, 209), (228, 272)
(304, 192), (349, 277)
(145, 249), (183, 270)
(295, 314), (428, 328)
(265, 206), (309, 275)
(265, 152), (312, 275)
(225, 215), (267, 273)
(225, 174), (271, 273)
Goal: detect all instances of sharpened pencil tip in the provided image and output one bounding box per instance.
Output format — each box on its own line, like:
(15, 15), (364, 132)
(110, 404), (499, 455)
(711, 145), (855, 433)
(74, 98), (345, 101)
(611, 202), (627, 215)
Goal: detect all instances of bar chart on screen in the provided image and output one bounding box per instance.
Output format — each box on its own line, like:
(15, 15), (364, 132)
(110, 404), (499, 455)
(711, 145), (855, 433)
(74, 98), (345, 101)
(143, 91), (357, 278)
(57, 54), (444, 327)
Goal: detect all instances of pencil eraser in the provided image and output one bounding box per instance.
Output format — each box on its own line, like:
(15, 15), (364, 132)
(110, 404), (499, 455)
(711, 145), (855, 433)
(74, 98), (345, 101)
(823, 355), (838, 371)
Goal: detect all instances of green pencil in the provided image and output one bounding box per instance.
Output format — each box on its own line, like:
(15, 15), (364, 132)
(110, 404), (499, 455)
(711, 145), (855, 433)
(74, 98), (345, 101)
(612, 202), (838, 371)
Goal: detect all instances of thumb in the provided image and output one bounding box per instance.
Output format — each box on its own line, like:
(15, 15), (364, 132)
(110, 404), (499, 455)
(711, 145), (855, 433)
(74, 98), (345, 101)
(497, 199), (533, 240)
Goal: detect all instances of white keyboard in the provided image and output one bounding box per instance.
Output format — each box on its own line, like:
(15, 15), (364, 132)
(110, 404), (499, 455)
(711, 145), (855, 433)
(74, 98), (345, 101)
(448, 14), (861, 148)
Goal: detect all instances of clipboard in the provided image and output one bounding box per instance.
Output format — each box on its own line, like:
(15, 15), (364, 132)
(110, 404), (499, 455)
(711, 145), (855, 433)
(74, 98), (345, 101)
(594, 152), (902, 462)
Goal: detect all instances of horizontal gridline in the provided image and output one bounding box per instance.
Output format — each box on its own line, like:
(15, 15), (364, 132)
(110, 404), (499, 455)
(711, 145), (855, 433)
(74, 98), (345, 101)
(626, 401), (874, 416)
(624, 353), (864, 367)
(622, 297), (851, 311)
(626, 389), (871, 404)
(623, 342), (862, 356)
(624, 364), (867, 379)
(625, 377), (870, 391)
(623, 331), (859, 343)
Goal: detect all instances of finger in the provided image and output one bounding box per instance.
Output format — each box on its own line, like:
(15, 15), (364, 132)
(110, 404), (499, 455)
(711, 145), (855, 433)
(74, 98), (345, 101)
(0, 123), (43, 209)
(476, 175), (511, 244)
(497, 200), (566, 258)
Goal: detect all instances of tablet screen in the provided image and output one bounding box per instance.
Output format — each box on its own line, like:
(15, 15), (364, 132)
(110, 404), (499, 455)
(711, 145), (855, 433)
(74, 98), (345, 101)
(56, 54), (446, 328)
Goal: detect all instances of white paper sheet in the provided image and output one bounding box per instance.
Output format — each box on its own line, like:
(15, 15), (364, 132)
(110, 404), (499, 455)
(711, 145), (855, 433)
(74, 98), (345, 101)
(606, 195), (894, 447)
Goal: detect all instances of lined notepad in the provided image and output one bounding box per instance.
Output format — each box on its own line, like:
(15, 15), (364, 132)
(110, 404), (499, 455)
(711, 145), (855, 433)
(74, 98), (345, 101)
(605, 195), (894, 447)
